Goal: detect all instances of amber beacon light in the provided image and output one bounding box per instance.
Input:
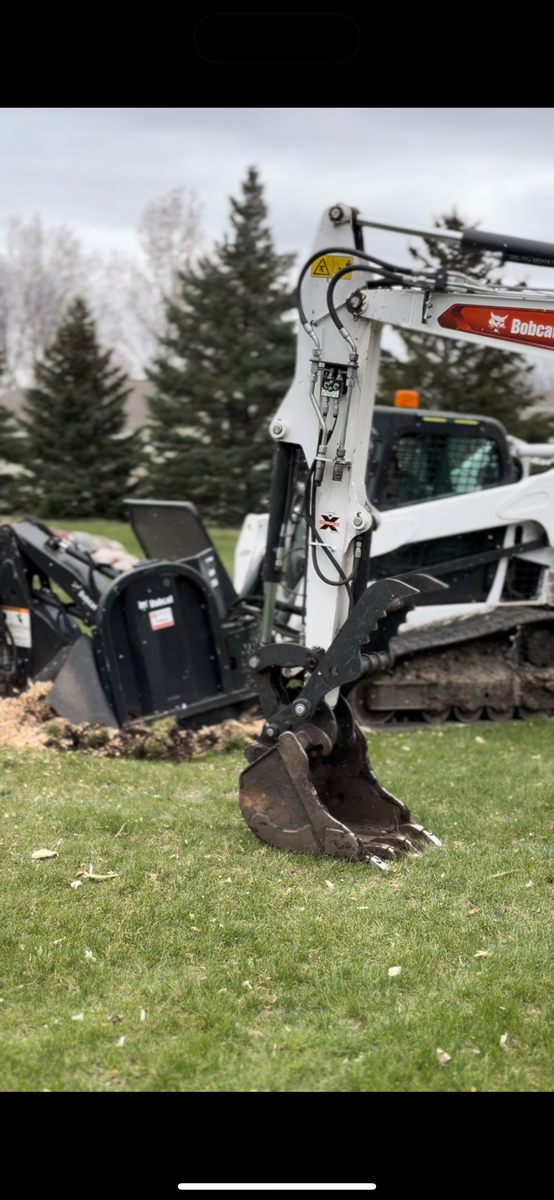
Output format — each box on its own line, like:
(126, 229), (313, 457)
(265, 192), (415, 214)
(394, 389), (419, 408)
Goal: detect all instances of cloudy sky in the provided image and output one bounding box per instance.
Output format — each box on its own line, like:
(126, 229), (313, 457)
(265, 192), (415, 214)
(3, 107), (554, 377)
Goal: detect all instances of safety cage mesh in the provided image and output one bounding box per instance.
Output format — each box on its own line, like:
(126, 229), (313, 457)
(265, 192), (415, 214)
(378, 431), (502, 509)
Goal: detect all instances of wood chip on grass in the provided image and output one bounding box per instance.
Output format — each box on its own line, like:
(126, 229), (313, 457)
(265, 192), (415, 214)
(0, 681), (263, 759)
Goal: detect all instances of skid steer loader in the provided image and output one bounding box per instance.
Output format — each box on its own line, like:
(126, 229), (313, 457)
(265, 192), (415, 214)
(236, 203), (554, 865)
(235, 402), (554, 727)
(351, 404), (554, 726)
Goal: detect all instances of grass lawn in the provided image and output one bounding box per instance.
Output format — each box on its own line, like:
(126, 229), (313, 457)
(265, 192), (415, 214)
(1, 717), (553, 1092)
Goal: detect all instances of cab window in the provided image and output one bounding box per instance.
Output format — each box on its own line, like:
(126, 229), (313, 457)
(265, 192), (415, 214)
(378, 431), (502, 509)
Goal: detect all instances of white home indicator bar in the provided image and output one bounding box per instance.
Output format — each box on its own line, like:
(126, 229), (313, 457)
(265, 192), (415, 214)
(178, 1188), (377, 1192)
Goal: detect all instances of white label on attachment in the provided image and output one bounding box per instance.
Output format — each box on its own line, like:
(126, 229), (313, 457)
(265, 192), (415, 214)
(2, 606), (31, 648)
(149, 606), (175, 631)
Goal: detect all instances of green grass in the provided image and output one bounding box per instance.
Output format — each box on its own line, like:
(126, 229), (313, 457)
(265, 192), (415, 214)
(205, 527), (242, 578)
(1, 718), (553, 1091)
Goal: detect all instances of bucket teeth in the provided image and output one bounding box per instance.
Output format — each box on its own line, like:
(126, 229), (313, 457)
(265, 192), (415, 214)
(369, 856), (390, 871)
(402, 823), (443, 847)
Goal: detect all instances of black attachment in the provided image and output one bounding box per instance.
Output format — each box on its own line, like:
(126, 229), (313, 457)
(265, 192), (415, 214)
(91, 559), (257, 728)
(0, 523), (82, 693)
(250, 574), (444, 743)
(125, 499), (237, 619)
(0, 513), (259, 729)
(263, 443), (296, 584)
(13, 519), (105, 622)
(49, 635), (119, 727)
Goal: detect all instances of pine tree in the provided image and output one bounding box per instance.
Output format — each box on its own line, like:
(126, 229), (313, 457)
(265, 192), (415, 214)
(377, 211), (554, 442)
(145, 167), (296, 524)
(20, 298), (139, 518)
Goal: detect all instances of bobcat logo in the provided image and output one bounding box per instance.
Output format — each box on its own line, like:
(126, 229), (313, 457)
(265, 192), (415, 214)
(319, 512), (340, 533)
(488, 312), (507, 331)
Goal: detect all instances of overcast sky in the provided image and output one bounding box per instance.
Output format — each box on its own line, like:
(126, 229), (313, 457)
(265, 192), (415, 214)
(3, 107), (554, 378)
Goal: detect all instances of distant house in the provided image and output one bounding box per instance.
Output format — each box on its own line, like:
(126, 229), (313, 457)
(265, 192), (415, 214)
(539, 388), (554, 411)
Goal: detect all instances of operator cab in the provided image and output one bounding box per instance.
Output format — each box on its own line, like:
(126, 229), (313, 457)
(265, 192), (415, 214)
(366, 407), (517, 510)
(366, 408), (535, 606)
(235, 408), (520, 606)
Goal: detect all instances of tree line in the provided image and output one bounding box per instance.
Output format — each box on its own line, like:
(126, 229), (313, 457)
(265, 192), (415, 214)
(0, 169), (552, 524)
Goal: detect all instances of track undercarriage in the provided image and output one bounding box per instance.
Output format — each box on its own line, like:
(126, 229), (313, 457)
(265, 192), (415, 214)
(348, 608), (554, 726)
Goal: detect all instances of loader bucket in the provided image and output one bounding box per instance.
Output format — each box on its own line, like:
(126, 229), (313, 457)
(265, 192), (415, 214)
(239, 718), (439, 863)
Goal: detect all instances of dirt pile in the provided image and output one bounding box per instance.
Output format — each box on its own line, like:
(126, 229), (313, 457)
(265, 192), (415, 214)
(0, 682), (263, 758)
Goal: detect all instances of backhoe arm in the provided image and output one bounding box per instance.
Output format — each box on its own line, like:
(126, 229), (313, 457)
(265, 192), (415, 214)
(240, 205), (554, 864)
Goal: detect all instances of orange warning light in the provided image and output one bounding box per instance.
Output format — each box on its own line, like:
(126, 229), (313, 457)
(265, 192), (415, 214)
(394, 389), (420, 408)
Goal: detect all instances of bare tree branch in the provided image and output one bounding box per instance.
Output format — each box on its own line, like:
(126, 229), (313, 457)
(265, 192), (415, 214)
(1, 217), (90, 380)
(0, 190), (204, 383)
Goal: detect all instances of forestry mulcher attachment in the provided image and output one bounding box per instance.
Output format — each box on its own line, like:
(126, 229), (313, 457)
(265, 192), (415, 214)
(238, 204), (554, 865)
(0, 507), (259, 730)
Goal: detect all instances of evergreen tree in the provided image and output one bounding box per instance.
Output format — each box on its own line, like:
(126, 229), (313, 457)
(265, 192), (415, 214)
(377, 211), (554, 442)
(145, 167), (296, 524)
(20, 299), (139, 518)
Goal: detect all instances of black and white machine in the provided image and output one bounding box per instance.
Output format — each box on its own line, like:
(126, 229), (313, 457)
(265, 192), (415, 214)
(5, 204), (554, 868)
(237, 204), (554, 865)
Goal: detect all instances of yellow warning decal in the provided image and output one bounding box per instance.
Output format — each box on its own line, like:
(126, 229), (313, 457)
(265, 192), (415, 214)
(311, 255), (353, 279)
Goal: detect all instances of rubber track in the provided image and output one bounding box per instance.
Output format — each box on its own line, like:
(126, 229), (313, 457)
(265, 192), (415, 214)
(388, 605), (553, 661)
(350, 605), (554, 725)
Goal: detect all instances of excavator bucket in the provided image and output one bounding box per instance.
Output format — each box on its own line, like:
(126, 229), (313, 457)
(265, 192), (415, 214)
(239, 576), (444, 865)
(239, 701), (439, 865)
